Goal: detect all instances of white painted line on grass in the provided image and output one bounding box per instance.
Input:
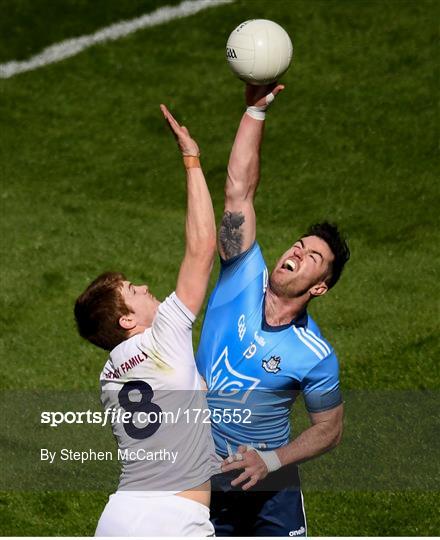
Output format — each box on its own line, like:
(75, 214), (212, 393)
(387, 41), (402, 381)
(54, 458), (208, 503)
(0, 0), (234, 79)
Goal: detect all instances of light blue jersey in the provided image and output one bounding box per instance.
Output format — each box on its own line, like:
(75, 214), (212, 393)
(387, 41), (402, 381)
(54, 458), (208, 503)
(196, 242), (342, 456)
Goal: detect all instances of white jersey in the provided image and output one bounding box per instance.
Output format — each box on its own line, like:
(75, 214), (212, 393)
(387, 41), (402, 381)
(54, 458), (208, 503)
(100, 292), (221, 494)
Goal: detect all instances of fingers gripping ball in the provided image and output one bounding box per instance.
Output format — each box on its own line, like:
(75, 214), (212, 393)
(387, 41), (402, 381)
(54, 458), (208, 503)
(226, 19), (293, 85)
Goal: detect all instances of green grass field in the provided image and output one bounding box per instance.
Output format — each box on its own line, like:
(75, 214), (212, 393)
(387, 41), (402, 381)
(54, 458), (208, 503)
(1, 0), (439, 535)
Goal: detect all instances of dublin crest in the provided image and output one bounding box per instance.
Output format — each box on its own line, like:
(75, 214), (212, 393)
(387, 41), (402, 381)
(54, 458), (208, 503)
(262, 356), (281, 374)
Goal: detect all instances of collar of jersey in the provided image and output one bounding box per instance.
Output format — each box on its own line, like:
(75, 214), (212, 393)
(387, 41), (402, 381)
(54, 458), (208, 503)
(262, 295), (308, 332)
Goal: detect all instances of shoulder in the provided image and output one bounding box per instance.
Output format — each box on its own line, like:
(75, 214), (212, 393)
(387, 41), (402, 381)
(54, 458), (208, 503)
(156, 292), (196, 325)
(292, 317), (334, 364)
(209, 242), (268, 308)
(296, 320), (342, 409)
(220, 241), (265, 268)
(218, 242), (267, 286)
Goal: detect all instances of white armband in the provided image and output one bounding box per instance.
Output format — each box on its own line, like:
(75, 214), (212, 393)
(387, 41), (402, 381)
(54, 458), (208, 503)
(246, 92), (275, 121)
(227, 442), (282, 473)
(250, 447), (282, 472)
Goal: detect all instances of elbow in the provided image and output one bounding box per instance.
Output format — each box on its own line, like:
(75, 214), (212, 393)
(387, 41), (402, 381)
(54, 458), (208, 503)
(206, 237), (217, 264)
(329, 422), (343, 450)
(202, 229), (217, 260)
(319, 418), (343, 454)
(186, 235), (216, 265)
(224, 179), (244, 202)
(225, 166), (256, 202)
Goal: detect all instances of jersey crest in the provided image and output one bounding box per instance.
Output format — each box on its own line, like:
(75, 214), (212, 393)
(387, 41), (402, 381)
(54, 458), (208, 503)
(262, 355), (281, 374)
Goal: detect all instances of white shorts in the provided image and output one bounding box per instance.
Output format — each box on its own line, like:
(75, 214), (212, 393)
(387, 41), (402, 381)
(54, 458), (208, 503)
(95, 491), (215, 537)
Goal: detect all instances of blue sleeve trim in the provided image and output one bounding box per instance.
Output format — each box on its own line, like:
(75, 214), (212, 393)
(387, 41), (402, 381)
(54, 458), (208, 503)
(220, 241), (258, 268)
(304, 387), (343, 413)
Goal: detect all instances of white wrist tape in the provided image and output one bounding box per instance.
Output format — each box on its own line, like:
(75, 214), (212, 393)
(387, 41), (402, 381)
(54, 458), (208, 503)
(246, 92), (275, 121)
(249, 447), (282, 472)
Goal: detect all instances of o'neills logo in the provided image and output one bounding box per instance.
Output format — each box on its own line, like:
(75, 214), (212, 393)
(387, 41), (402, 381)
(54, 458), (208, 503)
(289, 527), (306, 536)
(226, 47), (238, 59)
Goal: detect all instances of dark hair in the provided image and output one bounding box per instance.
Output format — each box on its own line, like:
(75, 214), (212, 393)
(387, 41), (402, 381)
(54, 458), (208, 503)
(74, 272), (131, 351)
(304, 222), (350, 289)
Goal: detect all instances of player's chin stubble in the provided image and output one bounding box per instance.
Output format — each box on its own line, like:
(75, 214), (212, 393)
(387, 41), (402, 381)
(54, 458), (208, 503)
(268, 272), (310, 300)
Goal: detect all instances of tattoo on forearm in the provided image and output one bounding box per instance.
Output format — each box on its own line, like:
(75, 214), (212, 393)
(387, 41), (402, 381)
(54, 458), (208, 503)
(219, 211), (245, 259)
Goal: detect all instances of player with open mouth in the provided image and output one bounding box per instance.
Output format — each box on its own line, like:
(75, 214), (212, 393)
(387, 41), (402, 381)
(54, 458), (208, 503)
(196, 81), (350, 536)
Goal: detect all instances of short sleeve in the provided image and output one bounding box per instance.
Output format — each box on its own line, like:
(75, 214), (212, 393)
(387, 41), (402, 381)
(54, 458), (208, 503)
(301, 351), (343, 413)
(209, 242), (267, 309)
(139, 292), (195, 367)
(167, 292), (196, 328)
(220, 241), (263, 273)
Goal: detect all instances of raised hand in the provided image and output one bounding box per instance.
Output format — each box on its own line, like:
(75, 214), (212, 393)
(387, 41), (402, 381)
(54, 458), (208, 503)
(245, 83), (285, 108)
(160, 104), (200, 157)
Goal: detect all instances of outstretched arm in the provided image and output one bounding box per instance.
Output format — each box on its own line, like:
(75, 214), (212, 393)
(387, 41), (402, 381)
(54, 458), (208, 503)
(218, 83), (284, 260)
(160, 105), (216, 317)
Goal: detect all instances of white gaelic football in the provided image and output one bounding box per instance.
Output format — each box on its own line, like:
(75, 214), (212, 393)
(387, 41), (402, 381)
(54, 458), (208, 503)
(226, 19), (293, 85)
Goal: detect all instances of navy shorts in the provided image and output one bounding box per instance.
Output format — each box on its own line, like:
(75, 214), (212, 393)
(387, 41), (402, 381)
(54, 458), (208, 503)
(210, 463), (307, 537)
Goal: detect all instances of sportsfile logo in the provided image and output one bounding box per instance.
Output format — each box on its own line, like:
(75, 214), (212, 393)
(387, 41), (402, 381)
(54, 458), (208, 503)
(208, 346), (260, 403)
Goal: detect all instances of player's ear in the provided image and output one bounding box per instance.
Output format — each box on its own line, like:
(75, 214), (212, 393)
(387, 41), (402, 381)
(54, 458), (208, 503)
(119, 314), (136, 330)
(310, 281), (328, 298)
